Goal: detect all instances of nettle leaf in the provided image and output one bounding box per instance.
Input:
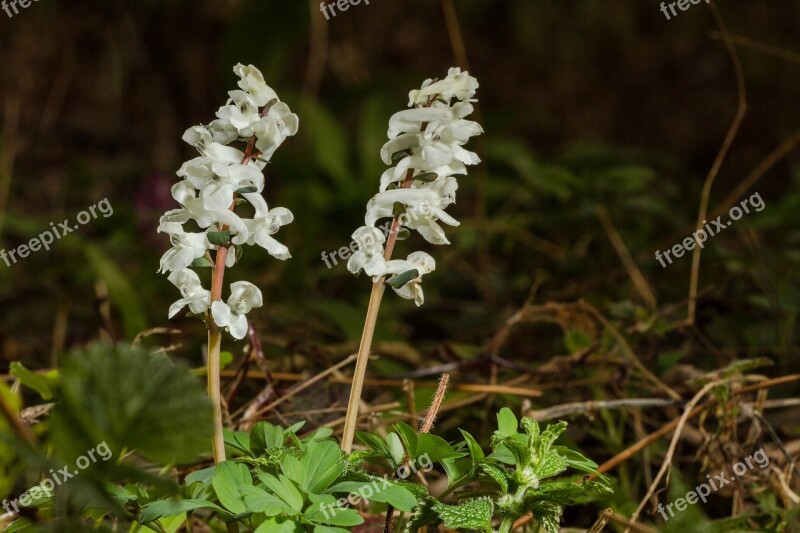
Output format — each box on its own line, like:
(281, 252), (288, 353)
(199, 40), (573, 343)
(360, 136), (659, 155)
(534, 450), (567, 479)
(552, 446), (608, 480)
(386, 269), (418, 289)
(497, 408), (518, 437)
(525, 480), (612, 507)
(535, 420), (568, 458)
(528, 500), (563, 533)
(432, 497), (493, 531)
(478, 463), (509, 492)
(207, 230), (232, 247)
(212, 461), (252, 515)
(139, 499), (230, 524)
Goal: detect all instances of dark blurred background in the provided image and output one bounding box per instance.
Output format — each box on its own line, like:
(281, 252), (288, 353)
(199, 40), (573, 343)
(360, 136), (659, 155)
(2, 0), (798, 365)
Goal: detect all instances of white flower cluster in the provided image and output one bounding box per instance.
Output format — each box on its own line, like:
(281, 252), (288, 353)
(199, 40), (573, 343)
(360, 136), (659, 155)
(158, 64), (298, 339)
(347, 68), (482, 306)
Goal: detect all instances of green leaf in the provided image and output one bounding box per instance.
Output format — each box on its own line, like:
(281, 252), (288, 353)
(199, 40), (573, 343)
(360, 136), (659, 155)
(478, 463), (509, 492)
(459, 429), (485, 464)
(395, 228), (411, 241)
(356, 431), (390, 457)
(414, 172), (438, 182)
(386, 432), (406, 467)
(5, 518), (34, 532)
(393, 422), (418, 458)
(50, 343), (213, 465)
(140, 499), (229, 524)
(325, 480), (417, 512)
(416, 434), (462, 463)
(212, 461), (252, 514)
(391, 149), (412, 164)
(497, 408), (518, 437)
(236, 186), (259, 194)
(207, 231), (232, 247)
(185, 466), (215, 487)
(299, 440), (344, 493)
(240, 485), (293, 516)
(259, 473), (304, 513)
(533, 450), (567, 479)
(528, 500), (563, 533)
(305, 494), (364, 527)
(224, 429), (252, 456)
(433, 498), (493, 530)
(385, 269), (419, 288)
(251, 421), (285, 454)
(190, 256), (214, 268)
(9, 362), (53, 400)
(254, 517), (302, 533)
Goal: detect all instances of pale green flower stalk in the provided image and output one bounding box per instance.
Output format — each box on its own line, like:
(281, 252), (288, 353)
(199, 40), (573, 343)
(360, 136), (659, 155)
(341, 68), (482, 452)
(159, 64), (298, 463)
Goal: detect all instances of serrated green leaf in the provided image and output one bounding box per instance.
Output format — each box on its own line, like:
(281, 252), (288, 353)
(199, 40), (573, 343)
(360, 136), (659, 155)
(528, 500), (563, 533)
(433, 498), (493, 530)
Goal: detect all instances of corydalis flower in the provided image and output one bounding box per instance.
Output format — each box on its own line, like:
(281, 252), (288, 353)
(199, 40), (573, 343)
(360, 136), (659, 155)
(211, 281), (264, 340)
(160, 64), (297, 339)
(349, 68), (481, 306)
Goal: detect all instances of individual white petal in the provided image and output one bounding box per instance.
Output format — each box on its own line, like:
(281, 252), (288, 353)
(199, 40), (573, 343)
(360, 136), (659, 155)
(200, 182), (235, 212)
(254, 232), (291, 260)
(211, 301), (233, 329)
(183, 126), (213, 148)
(228, 314), (249, 340)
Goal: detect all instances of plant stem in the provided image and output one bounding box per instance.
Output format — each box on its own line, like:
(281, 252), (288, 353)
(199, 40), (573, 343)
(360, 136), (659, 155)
(497, 486), (527, 533)
(340, 168), (415, 453)
(206, 137), (257, 464)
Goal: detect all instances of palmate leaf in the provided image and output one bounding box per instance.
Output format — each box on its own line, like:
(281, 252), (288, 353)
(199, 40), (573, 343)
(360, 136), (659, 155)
(50, 342), (213, 466)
